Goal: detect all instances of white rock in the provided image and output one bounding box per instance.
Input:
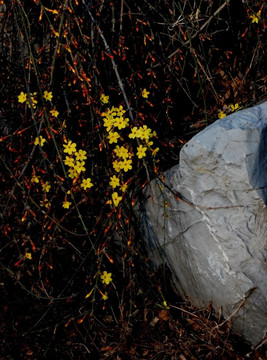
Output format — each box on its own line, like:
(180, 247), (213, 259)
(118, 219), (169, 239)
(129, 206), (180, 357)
(141, 102), (267, 347)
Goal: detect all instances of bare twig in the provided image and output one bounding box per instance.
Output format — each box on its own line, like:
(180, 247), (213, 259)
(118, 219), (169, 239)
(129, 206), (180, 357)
(82, 0), (134, 123)
(167, 0), (230, 60)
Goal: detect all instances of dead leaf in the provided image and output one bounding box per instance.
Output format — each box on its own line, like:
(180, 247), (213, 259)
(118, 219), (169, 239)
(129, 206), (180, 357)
(150, 316), (159, 327)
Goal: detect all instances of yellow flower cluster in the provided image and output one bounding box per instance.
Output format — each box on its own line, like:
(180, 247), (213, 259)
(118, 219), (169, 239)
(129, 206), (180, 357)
(18, 91), (38, 109)
(102, 106), (129, 134)
(101, 104), (158, 207)
(63, 140), (93, 190)
(18, 90), (59, 116)
(63, 140), (86, 178)
(218, 103), (240, 119)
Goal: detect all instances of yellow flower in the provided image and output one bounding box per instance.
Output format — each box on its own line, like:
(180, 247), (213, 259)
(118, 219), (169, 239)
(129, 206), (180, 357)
(81, 177), (93, 190)
(109, 175), (120, 188)
(68, 168), (79, 179)
(129, 126), (139, 139)
(136, 144), (147, 159)
(107, 131), (120, 144)
(62, 200), (72, 209)
(230, 103), (239, 112)
(218, 111), (226, 119)
(50, 109), (59, 117)
(74, 160), (86, 174)
(18, 92), (27, 103)
(74, 161), (86, 174)
(25, 252), (32, 260)
(100, 93), (109, 104)
(42, 181), (51, 193)
(102, 292), (108, 301)
(34, 135), (46, 146)
(121, 159), (132, 172)
(163, 301), (170, 310)
(151, 147), (159, 156)
(250, 11), (261, 24)
(100, 271), (112, 285)
(137, 125), (152, 141)
(31, 175), (39, 183)
(40, 199), (51, 208)
(75, 149), (87, 161)
(64, 156), (75, 167)
(114, 145), (129, 159)
(103, 115), (115, 131)
(113, 160), (122, 172)
(112, 192), (122, 207)
(44, 90), (53, 101)
(20, 92), (37, 109)
(113, 116), (129, 130)
(116, 105), (126, 117)
(142, 88), (150, 98)
(120, 183), (128, 192)
(63, 140), (77, 155)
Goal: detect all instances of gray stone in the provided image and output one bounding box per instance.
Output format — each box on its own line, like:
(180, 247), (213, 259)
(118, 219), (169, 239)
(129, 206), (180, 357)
(141, 102), (267, 347)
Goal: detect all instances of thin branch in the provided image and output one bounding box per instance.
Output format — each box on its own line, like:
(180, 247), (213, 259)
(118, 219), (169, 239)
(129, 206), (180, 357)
(167, 0), (230, 60)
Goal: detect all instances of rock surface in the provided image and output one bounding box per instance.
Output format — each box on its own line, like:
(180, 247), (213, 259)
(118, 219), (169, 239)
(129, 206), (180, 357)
(141, 102), (267, 347)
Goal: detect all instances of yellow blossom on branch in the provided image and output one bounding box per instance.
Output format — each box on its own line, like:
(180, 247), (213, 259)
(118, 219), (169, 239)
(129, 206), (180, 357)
(31, 175), (40, 183)
(151, 147), (160, 156)
(116, 105), (126, 117)
(68, 168), (79, 179)
(137, 125), (152, 141)
(50, 109), (59, 117)
(100, 271), (112, 285)
(230, 103), (239, 112)
(142, 88), (150, 98)
(121, 159), (132, 172)
(40, 198), (51, 208)
(109, 175), (120, 188)
(103, 116), (114, 132)
(112, 192), (122, 207)
(74, 160), (86, 174)
(250, 10), (261, 23)
(34, 135), (46, 146)
(64, 156), (75, 167)
(163, 301), (170, 310)
(63, 140), (77, 155)
(18, 92), (38, 108)
(81, 178), (93, 190)
(42, 181), (51, 193)
(129, 126), (139, 139)
(100, 93), (109, 104)
(102, 292), (108, 301)
(107, 131), (120, 144)
(113, 116), (129, 130)
(75, 149), (87, 161)
(18, 92), (27, 103)
(44, 90), (53, 101)
(112, 160), (122, 172)
(218, 111), (226, 119)
(120, 183), (128, 192)
(62, 200), (72, 209)
(114, 145), (130, 159)
(25, 252), (32, 260)
(136, 144), (147, 159)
